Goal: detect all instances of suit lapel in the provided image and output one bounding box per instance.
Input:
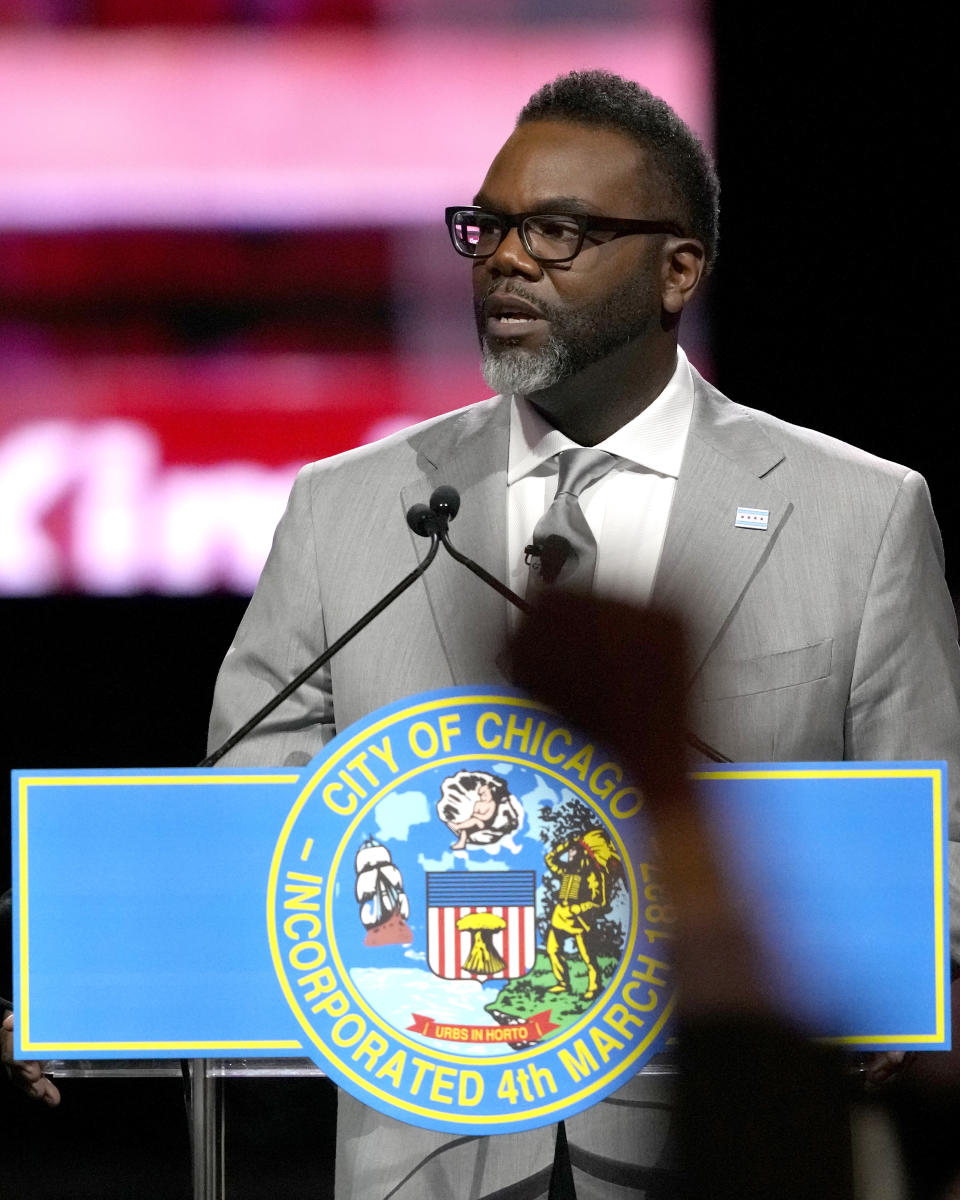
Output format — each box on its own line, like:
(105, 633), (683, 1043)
(399, 397), (512, 685)
(653, 374), (793, 678)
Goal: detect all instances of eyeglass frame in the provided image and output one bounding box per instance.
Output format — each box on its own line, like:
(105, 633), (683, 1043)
(445, 206), (687, 265)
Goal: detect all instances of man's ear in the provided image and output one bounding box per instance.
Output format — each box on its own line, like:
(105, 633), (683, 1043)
(661, 238), (707, 315)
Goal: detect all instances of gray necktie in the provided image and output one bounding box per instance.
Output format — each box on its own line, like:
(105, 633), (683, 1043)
(527, 448), (619, 589)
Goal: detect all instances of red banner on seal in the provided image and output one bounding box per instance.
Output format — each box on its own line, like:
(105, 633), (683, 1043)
(408, 1011), (559, 1044)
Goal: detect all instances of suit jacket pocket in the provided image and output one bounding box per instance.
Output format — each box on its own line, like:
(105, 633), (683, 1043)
(697, 638), (834, 700)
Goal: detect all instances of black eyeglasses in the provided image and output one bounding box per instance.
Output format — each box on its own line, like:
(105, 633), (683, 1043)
(446, 206), (685, 265)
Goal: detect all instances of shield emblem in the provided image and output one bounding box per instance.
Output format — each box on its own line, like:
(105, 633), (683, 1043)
(425, 871), (536, 981)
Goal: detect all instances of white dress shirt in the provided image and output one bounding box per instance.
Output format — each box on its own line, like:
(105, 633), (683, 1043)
(506, 346), (695, 613)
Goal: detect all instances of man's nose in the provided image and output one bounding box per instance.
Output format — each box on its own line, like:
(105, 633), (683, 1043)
(484, 226), (542, 279)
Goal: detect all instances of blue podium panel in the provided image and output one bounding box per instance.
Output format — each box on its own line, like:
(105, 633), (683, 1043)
(10, 688), (951, 1135)
(14, 771), (306, 1055)
(695, 767), (948, 1045)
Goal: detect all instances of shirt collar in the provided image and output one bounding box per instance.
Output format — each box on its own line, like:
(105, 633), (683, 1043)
(507, 345), (695, 484)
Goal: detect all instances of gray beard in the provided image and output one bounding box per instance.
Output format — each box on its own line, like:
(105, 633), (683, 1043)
(476, 274), (657, 398)
(480, 335), (573, 395)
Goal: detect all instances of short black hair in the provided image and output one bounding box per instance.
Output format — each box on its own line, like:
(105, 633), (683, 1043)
(518, 69), (719, 271)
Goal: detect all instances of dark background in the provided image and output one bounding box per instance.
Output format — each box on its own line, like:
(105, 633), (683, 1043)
(2, 4), (952, 1196)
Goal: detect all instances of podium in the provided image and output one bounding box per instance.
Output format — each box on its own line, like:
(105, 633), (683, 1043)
(11, 687), (950, 1195)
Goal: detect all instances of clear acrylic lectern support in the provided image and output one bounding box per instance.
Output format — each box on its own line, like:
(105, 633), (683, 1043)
(189, 1059), (224, 1200)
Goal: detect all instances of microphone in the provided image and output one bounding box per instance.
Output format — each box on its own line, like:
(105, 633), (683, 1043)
(406, 503), (442, 538)
(201, 523), (442, 766)
(429, 485), (461, 527)
(524, 534), (573, 585)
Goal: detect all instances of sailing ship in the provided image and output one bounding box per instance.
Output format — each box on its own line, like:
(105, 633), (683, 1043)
(355, 837), (412, 946)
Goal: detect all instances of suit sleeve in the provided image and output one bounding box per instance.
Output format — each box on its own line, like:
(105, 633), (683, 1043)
(207, 465), (336, 767)
(845, 470), (960, 961)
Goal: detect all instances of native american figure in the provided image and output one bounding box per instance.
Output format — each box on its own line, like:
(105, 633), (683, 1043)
(437, 770), (523, 851)
(544, 829), (622, 1001)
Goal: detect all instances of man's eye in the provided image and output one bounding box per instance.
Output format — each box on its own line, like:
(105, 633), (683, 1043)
(529, 217), (579, 241)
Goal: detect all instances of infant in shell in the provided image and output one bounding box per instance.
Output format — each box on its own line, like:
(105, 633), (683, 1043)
(437, 770), (524, 851)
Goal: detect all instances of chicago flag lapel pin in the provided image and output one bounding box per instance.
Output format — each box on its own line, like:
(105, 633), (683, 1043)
(735, 506), (769, 530)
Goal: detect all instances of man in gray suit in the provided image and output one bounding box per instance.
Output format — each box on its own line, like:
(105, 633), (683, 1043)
(208, 71), (960, 1199)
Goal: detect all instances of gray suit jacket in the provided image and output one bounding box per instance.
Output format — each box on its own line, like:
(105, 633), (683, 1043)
(209, 369), (960, 957)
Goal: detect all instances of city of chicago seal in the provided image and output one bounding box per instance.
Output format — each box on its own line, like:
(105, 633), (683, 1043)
(267, 686), (674, 1134)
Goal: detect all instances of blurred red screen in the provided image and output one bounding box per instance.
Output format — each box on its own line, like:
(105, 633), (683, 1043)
(0, 16), (712, 593)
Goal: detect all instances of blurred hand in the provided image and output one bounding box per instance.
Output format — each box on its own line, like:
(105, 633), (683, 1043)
(864, 1049), (912, 1090)
(509, 590), (689, 804)
(510, 590), (769, 1017)
(2, 1011), (60, 1107)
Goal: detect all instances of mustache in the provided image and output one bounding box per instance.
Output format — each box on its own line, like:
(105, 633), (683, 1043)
(477, 284), (556, 321)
